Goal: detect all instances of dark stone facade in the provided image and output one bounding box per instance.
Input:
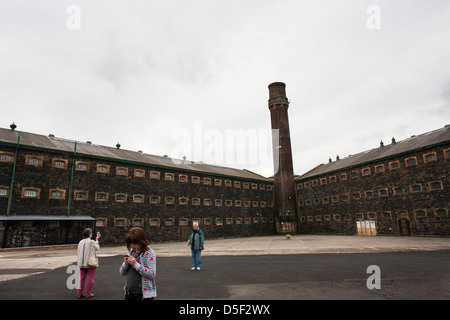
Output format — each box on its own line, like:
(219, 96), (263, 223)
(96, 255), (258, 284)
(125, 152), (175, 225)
(296, 142), (450, 237)
(0, 139), (275, 248)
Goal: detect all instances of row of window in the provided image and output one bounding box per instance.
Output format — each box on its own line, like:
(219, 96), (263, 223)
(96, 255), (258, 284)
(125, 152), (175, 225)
(3, 216), (271, 229)
(299, 208), (449, 223)
(95, 216), (271, 228)
(297, 148), (450, 189)
(0, 186), (273, 208)
(298, 181), (444, 206)
(0, 152), (273, 191)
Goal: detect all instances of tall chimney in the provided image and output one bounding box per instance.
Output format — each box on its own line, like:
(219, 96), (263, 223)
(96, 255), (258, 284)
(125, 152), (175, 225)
(268, 82), (298, 233)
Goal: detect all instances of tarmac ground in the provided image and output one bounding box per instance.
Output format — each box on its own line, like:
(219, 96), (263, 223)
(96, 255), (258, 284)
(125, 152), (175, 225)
(1, 234), (450, 301)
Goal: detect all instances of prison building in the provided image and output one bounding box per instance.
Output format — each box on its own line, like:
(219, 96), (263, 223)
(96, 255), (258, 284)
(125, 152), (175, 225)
(0, 125), (275, 248)
(295, 125), (450, 237)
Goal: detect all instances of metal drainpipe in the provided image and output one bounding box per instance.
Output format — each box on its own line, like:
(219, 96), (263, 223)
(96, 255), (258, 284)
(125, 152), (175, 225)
(67, 141), (77, 217)
(6, 135), (20, 216)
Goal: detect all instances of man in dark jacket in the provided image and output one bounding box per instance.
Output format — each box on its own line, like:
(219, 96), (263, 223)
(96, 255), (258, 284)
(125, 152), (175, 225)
(187, 222), (204, 270)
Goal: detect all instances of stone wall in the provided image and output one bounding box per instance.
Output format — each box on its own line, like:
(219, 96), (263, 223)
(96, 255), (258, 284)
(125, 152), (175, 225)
(296, 144), (450, 236)
(0, 145), (275, 247)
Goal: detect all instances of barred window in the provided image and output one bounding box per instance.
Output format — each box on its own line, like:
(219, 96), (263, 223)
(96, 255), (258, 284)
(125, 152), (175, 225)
(52, 159), (67, 169)
(149, 218), (160, 227)
(23, 189), (39, 198)
(74, 190), (88, 200)
(414, 209), (427, 218)
(405, 157), (417, 167)
(429, 181), (443, 191)
(115, 193), (127, 202)
(165, 196), (175, 204)
(115, 218), (126, 227)
(150, 171), (160, 179)
(95, 192), (108, 201)
(134, 169), (145, 178)
(116, 167), (128, 176)
(96, 219), (107, 227)
(76, 161), (89, 171)
(26, 155), (43, 166)
(0, 187), (9, 197)
(50, 189), (66, 200)
(97, 164), (110, 173)
(389, 161), (400, 170)
(150, 195), (160, 204)
(165, 219), (174, 226)
(435, 209), (448, 217)
(423, 152), (437, 163)
(0, 152), (14, 163)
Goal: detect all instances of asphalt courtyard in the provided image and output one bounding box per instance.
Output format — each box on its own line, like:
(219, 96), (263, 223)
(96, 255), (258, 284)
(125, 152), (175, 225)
(1, 234), (450, 301)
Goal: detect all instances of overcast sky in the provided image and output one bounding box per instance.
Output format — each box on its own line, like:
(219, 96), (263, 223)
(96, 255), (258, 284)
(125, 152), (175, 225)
(1, 0), (449, 177)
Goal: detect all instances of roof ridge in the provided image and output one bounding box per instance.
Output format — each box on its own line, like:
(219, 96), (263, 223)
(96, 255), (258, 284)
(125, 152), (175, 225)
(0, 126), (270, 181)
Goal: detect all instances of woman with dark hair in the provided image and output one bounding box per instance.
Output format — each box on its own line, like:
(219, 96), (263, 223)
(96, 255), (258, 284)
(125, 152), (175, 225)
(76, 228), (100, 298)
(119, 227), (157, 300)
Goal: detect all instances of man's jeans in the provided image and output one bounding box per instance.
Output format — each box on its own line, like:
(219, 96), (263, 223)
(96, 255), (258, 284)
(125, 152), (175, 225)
(191, 249), (202, 268)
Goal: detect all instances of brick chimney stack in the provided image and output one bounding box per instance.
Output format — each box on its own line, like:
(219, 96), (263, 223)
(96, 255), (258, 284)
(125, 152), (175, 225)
(268, 82), (298, 233)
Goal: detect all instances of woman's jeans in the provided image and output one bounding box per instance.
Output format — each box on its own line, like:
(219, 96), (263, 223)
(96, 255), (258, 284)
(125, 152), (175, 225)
(78, 267), (96, 296)
(191, 249), (202, 268)
(125, 291), (154, 300)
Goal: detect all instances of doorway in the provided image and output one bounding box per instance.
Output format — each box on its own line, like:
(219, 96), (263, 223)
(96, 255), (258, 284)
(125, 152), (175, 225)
(398, 218), (411, 236)
(179, 226), (190, 242)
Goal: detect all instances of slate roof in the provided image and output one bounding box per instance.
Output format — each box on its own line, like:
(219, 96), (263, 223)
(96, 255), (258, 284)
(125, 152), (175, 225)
(0, 127), (271, 182)
(296, 125), (450, 180)
(0, 215), (95, 221)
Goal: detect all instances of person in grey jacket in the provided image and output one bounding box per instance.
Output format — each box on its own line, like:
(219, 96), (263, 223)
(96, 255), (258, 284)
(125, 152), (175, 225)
(120, 227), (157, 300)
(187, 222), (204, 271)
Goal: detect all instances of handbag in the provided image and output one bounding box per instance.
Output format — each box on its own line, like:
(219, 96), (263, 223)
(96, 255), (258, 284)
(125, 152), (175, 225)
(87, 240), (99, 267)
